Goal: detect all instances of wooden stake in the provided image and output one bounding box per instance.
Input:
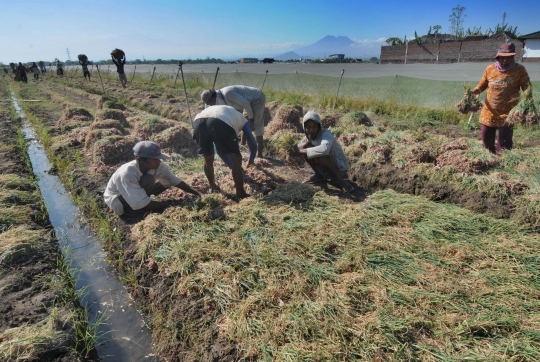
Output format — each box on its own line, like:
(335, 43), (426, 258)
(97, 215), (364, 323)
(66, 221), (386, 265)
(212, 67), (220, 90)
(149, 66), (156, 84)
(131, 65), (137, 83)
(173, 63), (181, 88)
(95, 64), (106, 94)
(333, 69), (345, 110)
(261, 70), (269, 90)
(295, 70), (302, 88)
(178, 62), (193, 124)
(395, 74), (403, 101)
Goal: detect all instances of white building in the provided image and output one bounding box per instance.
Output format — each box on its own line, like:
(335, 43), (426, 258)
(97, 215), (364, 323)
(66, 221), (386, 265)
(520, 31), (540, 62)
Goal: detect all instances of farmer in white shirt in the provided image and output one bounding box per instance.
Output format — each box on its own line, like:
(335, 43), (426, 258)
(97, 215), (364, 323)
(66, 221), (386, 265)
(104, 141), (200, 217)
(201, 85), (266, 158)
(193, 105), (257, 200)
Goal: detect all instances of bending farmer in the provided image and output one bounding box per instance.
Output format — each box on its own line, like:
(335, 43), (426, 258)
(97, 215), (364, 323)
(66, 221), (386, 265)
(471, 43), (531, 154)
(193, 105), (257, 199)
(112, 54), (127, 88)
(201, 85), (266, 158)
(298, 110), (353, 193)
(104, 141), (201, 218)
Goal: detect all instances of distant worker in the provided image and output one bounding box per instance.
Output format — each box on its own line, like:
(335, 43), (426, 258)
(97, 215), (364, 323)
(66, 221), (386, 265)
(193, 105), (257, 200)
(111, 54), (127, 88)
(56, 60), (64, 76)
(31, 62), (40, 80)
(2, 67), (8, 80)
(17, 62), (28, 83)
(201, 85), (267, 158)
(39, 61), (46, 74)
(104, 141), (201, 218)
(298, 110), (354, 193)
(79, 59), (91, 81)
(471, 43), (531, 154)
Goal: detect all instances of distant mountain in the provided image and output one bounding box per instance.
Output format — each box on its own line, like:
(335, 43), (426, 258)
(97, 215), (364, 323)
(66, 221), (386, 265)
(278, 35), (367, 60)
(275, 51), (302, 61)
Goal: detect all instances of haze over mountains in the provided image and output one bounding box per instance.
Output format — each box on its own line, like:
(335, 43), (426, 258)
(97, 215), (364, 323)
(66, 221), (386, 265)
(275, 35), (383, 60)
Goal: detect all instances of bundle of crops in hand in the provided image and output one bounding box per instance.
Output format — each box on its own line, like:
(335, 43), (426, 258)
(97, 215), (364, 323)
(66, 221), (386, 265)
(456, 85), (482, 114)
(505, 86), (539, 127)
(77, 54), (88, 62)
(111, 48), (125, 60)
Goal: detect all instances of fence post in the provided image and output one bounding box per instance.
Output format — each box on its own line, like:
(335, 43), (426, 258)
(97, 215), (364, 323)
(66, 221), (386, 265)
(131, 65), (137, 83)
(149, 66), (156, 84)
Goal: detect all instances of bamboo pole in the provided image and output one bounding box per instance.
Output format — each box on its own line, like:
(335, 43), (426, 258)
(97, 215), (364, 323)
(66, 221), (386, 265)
(295, 70), (302, 88)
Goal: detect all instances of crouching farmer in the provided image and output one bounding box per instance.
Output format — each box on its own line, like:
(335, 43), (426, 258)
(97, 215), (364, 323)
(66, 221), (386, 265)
(298, 110), (353, 193)
(104, 141), (201, 218)
(193, 105), (257, 200)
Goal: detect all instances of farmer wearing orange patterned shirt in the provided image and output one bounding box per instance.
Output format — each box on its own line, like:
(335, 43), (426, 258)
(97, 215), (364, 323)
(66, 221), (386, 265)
(471, 43), (531, 154)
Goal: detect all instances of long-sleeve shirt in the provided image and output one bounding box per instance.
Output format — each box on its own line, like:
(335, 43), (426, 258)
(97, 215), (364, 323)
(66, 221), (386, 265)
(217, 85), (262, 119)
(298, 129), (349, 172)
(473, 63), (531, 127)
(17, 65), (26, 75)
(104, 160), (182, 215)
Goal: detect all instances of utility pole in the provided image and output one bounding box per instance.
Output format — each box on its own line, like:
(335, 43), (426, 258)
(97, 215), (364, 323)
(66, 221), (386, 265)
(66, 48), (71, 61)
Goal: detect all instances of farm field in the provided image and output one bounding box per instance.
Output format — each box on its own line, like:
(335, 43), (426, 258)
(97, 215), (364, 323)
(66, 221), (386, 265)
(4, 67), (540, 361)
(0, 79), (97, 361)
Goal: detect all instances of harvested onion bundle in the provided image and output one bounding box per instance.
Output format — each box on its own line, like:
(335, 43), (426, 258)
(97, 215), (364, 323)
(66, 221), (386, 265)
(456, 85), (483, 114)
(505, 86), (539, 127)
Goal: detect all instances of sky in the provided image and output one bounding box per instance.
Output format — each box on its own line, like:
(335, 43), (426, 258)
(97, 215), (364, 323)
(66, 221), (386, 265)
(1, 0), (539, 63)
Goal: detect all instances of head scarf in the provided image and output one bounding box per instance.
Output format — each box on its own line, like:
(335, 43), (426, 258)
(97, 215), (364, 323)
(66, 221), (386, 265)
(495, 57), (515, 72)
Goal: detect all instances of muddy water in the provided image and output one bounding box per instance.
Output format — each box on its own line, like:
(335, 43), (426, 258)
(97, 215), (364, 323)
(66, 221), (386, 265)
(10, 90), (158, 362)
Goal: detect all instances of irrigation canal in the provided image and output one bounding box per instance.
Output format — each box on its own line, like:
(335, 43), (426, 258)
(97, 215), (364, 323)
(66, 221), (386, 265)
(10, 88), (158, 362)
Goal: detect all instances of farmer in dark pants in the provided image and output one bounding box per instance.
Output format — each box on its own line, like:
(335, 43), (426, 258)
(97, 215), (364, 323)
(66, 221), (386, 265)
(201, 85), (267, 158)
(17, 63), (27, 83)
(471, 43), (531, 154)
(112, 55), (127, 88)
(79, 60), (91, 81)
(193, 105), (257, 200)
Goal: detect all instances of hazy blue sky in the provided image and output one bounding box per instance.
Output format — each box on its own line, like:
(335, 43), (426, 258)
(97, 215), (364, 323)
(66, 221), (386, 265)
(1, 0), (539, 63)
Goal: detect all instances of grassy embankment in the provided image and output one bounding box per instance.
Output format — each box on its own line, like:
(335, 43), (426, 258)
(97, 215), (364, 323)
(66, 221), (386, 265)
(11, 73), (540, 361)
(0, 79), (97, 361)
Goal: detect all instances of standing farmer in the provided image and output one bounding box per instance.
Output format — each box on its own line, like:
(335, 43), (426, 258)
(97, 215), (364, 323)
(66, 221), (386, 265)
(79, 59), (91, 81)
(112, 54), (127, 88)
(471, 43), (532, 154)
(17, 62), (28, 83)
(56, 60), (64, 76)
(201, 85), (267, 158)
(31, 62), (40, 80)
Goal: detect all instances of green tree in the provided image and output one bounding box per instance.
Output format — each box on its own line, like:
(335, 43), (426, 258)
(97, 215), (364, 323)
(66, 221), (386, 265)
(433, 25), (442, 42)
(385, 37), (404, 46)
(449, 5), (466, 39)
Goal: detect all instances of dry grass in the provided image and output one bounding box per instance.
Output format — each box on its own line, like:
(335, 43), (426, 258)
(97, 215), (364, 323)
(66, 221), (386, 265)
(130, 189), (540, 360)
(0, 312), (63, 361)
